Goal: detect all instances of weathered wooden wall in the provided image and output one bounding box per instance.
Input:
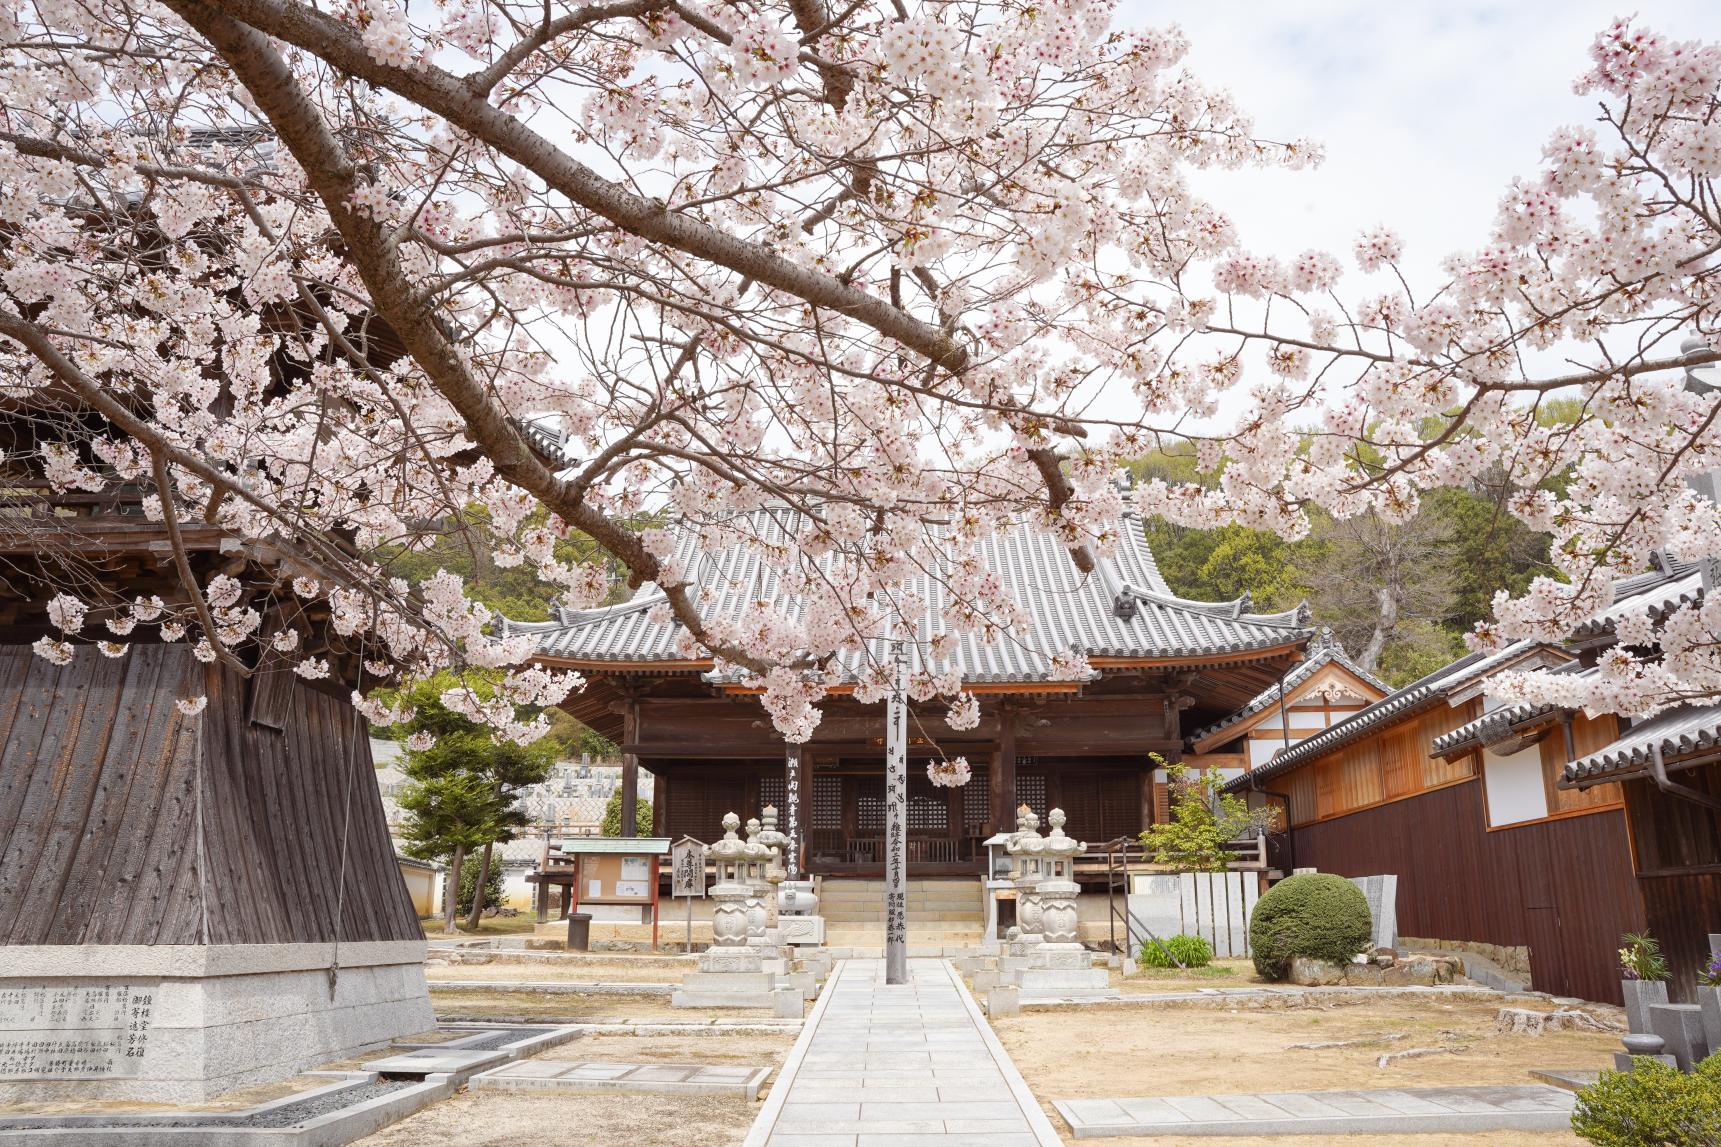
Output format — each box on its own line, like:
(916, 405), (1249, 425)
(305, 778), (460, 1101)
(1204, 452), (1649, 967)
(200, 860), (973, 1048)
(0, 644), (420, 945)
(1285, 705), (1479, 827)
(1295, 780), (1643, 1004)
(1624, 770), (1721, 1000)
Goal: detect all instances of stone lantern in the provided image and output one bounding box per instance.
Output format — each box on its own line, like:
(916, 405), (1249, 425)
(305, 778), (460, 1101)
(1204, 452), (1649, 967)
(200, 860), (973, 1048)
(707, 812), (754, 953)
(743, 816), (775, 948)
(1006, 807), (1046, 951)
(758, 806), (790, 944)
(671, 812), (801, 1016)
(1037, 809), (1084, 950)
(1002, 808), (1113, 1000)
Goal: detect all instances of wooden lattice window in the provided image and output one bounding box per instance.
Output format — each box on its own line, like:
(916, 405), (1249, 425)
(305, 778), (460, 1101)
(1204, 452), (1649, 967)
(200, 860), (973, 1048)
(963, 767), (991, 830)
(1017, 771), (1047, 821)
(812, 774), (842, 829)
(907, 791), (946, 831)
(758, 775), (785, 815)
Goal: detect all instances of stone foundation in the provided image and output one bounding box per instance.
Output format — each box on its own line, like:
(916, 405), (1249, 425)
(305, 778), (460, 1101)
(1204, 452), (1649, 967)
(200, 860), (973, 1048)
(1286, 953), (1461, 987)
(0, 941), (434, 1104)
(1401, 937), (1531, 980)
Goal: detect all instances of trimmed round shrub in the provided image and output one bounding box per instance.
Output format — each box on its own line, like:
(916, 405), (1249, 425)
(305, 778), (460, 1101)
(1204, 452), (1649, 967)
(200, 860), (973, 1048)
(1138, 934), (1214, 969)
(1249, 873), (1372, 980)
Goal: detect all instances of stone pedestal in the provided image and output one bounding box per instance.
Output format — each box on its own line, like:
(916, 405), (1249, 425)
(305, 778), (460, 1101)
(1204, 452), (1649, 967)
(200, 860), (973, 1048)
(780, 916), (826, 946)
(0, 941), (434, 1104)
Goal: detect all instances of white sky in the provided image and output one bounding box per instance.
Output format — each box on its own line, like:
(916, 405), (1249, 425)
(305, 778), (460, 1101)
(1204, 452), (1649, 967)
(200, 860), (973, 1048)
(1118, 0), (1716, 286)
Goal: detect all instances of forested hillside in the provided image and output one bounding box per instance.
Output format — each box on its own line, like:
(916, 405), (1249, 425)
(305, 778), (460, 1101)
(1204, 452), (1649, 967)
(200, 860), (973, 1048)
(1131, 407), (1577, 685)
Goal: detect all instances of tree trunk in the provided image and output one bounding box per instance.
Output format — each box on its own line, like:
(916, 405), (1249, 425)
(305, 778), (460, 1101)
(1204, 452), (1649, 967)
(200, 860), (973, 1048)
(1357, 583), (1400, 671)
(464, 840), (494, 931)
(444, 844), (465, 934)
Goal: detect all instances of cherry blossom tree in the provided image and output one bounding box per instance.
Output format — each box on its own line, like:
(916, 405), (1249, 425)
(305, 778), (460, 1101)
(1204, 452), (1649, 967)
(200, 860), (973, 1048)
(0, 3), (1716, 735)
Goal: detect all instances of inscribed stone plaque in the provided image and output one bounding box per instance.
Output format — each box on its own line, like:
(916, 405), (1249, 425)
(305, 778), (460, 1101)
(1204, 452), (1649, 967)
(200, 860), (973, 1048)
(1346, 875), (1399, 951)
(0, 984), (155, 1079)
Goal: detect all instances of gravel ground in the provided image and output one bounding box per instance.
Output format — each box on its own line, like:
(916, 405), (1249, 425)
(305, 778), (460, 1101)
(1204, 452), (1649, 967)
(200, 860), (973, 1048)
(0, 1080), (420, 1131)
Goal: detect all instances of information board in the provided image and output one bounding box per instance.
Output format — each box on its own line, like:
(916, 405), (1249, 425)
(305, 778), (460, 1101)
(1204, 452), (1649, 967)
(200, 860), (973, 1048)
(576, 854), (656, 904)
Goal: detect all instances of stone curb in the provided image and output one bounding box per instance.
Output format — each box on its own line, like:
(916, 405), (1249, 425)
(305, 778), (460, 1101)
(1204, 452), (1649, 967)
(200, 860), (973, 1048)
(0, 1072), (455, 1146)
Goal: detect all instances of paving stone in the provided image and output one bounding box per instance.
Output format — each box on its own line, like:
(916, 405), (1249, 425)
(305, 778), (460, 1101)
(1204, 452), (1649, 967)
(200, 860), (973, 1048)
(1054, 1085), (1577, 1138)
(743, 958), (1063, 1146)
(474, 1058), (773, 1099)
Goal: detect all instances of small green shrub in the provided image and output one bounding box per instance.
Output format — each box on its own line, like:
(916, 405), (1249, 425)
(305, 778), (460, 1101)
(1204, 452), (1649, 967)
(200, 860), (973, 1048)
(1138, 934), (1214, 969)
(1248, 873), (1372, 980)
(1572, 1053), (1721, 1146)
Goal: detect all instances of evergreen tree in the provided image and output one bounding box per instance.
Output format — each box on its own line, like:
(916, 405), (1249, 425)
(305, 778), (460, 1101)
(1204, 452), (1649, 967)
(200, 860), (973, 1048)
(393, 673), (558, 931)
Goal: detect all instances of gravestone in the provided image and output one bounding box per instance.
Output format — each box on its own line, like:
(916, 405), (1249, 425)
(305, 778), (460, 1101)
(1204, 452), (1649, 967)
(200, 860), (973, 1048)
(1347, 875), (1400, 952)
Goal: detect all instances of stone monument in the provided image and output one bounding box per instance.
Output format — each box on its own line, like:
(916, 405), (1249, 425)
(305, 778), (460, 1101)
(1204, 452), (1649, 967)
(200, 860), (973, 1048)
(670, 813), (800, 1016)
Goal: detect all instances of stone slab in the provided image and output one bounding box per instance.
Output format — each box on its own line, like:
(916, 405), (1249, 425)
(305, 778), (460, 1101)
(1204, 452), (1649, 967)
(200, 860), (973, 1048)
(1054, 1085), (1574, 1138)
(1528, 1068), (1600, 1093)
(363, 1049), (512, 1078)
(475, 1059), (773, 1099)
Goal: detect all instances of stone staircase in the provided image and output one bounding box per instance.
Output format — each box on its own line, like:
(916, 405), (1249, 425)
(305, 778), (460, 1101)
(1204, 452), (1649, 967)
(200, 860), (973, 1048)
(817, 878), (986, 954)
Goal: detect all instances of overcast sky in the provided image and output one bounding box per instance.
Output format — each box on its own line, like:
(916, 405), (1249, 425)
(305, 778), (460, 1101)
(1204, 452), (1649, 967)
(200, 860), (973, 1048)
(1115, 1), (1716, 285)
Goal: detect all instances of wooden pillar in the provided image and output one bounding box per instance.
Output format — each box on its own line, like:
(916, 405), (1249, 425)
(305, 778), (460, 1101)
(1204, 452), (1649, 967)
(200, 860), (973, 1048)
(620, 701), (639, 838)
(991, 704), (1017, 835)
(1140, 767), (1156, 829)
(785, 744), (803, 878)
(652, 767), (668, 836)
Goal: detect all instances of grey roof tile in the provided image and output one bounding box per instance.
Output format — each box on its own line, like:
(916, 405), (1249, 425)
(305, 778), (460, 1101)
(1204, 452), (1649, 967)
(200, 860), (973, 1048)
(1561, 703), (1721, 786)
(510, 508), (1313, 683)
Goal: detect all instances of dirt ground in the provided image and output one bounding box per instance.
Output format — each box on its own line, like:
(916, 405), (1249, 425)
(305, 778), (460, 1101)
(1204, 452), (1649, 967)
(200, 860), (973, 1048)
(995, 995), (1620, 1098)
(429, 987), (806, 1022)
(995, 994), (1615, 1144)
(352, 1089), (760, 1146)
(352, 1027), (797, 1147)
(425, 960), (688, 983)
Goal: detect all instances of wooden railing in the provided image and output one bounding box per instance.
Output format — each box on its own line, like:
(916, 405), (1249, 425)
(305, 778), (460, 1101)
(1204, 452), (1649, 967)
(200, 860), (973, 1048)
(805, 830), (974, 866)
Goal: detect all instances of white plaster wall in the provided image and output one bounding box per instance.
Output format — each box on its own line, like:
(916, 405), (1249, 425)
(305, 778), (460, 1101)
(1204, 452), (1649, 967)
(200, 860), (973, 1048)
(1483, 744), (1549, 827)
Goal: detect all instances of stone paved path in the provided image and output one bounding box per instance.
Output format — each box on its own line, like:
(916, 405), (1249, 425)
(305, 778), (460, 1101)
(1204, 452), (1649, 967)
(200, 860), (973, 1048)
(1054, 1083), (1576, 1138)
(743, 958), (1063, 1147)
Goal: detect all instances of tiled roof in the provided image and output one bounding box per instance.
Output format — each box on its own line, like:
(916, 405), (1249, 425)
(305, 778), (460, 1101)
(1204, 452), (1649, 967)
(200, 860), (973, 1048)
(510, 508), (1314, 683)
(1561, 703), (1721, 787)
(1429, 663), (1594, 758)
(1188, 631), (1388, 748)
(1219, 639), (1558, 791)
(1569, 560), (1703, 641)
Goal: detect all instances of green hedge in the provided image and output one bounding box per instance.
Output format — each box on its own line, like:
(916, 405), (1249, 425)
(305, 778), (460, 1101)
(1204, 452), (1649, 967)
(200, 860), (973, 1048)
(1138, 934), (1214, 969)
(1573, 1053), (1721, 1146)
(1248, 873), (1372, 979)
